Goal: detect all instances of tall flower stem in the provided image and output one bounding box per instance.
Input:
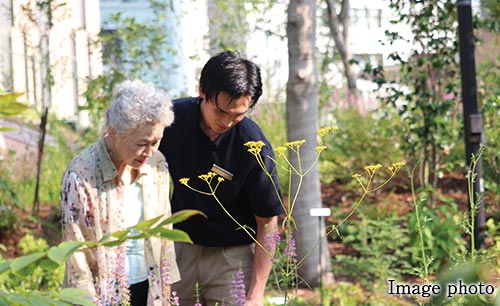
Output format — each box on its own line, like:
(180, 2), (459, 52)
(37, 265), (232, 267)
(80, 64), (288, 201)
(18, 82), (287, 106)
(466, 145), (485, 265)
(408, 161), (429, 282)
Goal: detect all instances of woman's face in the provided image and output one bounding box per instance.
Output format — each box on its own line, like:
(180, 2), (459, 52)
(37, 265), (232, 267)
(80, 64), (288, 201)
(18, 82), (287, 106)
(112, 123), (164, 170)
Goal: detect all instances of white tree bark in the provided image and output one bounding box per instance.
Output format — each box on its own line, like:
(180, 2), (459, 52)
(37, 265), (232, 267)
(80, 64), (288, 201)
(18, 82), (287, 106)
(325, 0), (358, 99)
(206, 0), (247, 56)
(286, 0), (332, 288)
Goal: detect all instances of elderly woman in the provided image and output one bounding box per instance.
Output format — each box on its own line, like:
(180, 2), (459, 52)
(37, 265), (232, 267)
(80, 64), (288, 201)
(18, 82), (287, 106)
(61, 79), (180, 306)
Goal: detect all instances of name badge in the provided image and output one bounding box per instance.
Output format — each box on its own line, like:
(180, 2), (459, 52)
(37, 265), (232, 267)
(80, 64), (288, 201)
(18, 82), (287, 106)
(211, 164), (234, 181)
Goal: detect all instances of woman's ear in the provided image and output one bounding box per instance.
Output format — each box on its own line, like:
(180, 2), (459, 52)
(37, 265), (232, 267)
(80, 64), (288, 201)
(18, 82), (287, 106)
(107, 126), (116, 138)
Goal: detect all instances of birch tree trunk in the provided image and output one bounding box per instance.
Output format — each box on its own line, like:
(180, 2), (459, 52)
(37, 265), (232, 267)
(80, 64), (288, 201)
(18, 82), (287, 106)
(286, 0), (332, 288)
(207, 0), (248, 56)
(325, 0), (358, 100)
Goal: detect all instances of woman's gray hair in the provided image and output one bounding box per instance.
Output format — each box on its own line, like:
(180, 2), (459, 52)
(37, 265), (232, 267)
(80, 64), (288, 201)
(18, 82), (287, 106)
(104, 79), (174, 135)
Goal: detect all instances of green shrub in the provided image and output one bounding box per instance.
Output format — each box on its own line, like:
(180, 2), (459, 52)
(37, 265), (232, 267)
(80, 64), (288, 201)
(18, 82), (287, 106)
(319, 106), (404, 184)
(0, 234), (64, 292)
(0, 118), (80, 210)
(333, 215), (414, 290)
(407, 195), (468, 275)
(329, 282), (364, 306)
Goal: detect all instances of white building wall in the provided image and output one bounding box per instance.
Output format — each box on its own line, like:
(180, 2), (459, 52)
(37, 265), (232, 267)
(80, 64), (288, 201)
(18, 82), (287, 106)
(0, 0), (102, 127)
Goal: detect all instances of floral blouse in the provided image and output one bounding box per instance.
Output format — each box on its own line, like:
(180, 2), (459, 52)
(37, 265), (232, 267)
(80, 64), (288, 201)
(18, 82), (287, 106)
(61, 137), (180, 306)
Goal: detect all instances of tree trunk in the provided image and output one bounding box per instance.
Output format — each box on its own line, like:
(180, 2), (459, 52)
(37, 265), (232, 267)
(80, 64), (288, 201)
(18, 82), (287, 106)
(207, 0), (248, 56)
(286, 0), (332, 288)
(325, 0), (358, 100)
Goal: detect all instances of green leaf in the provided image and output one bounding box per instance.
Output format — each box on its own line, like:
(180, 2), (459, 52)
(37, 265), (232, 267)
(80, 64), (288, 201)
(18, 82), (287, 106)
(100, 239), (124, 247)
(82, 241), (98, 248)
(0, 295), (9, 306)
(24, 292), (62, 306)
(133, 215), (163, 231)
(59, 288), (94, 306)
(97, 233), (112, 243)
(10, 252), (45, 273)
(47, 241), (84, 264)
(39, 258), (60, 271)
(126, 233), (149, 240)
(155, 228), (193, 243)
(111, 228), (132, 239)
(0, 92), (23, 104)
(0, 93), (29, 116)
(0, 292), (31, 305)
(0, 258), (13, 274)
(158, 209), (205, 227)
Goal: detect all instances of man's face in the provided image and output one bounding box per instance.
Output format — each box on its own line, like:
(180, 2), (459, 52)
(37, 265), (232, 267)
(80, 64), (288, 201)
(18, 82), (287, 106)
(200, 91), (252, 136)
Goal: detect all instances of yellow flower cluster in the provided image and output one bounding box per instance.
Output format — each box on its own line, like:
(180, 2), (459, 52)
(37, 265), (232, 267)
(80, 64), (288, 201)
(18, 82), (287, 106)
(315, 145), (327, 153)
(388, 161), (406, 174)
(284, 139), (306, 150)
(179, 178), (190, 186)
(364, 164), (382, 176)
(244, 141), (266, 156)
(274, 146), (287, 156)
(352, 173), (361, 179)
(198, 171), (217, 182)
(317, 126), (339, 137)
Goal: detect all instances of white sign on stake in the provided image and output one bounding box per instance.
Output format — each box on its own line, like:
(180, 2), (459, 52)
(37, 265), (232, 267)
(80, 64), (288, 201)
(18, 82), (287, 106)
(309, 208), (331, 217)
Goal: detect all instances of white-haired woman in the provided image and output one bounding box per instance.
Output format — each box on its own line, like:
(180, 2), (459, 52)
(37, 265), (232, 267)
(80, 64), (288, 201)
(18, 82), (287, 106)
(61, 79), (180, 306)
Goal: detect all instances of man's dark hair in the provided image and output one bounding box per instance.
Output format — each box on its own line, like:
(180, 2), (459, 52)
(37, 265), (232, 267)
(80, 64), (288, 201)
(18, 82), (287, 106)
(199, 51), (263, 108)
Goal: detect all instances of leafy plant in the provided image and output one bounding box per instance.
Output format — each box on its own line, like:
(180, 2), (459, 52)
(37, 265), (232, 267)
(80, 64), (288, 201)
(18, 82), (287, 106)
(180, 129), (405, 303)
(319, 106), (404, 183)
(0, 234), (64, 293)
(81, 0), (179, 142)
(407, 195), (467, 276)
(0, 209), (202, 305)
(333, 215), (413, 290)
(329, 282), (364, 306)
(380, 0), (462, 193)
(0, 92), (29, 239)
(0, 93), (29, 131)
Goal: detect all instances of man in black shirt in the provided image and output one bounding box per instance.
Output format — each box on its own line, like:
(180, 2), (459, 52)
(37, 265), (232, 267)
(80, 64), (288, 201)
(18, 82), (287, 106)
(159, 51), (283, 306)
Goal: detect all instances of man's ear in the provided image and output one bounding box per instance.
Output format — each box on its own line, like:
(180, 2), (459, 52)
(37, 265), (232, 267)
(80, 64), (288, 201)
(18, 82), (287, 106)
(198, 87), (206, 99)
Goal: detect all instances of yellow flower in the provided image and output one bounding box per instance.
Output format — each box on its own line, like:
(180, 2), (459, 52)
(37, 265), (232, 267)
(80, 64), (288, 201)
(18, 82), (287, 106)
(217, 177), (225, 183)
(179, 178), (190, 186)
(315, 145), (327, 153)
(284, 139), (306, 150)
(364, 164), (382, 176)
(388, 161), (406, 174)
(275, 146), (287, 156)
(352, 173), (364, 189)
(198, 171), (217, 182)
(317, 126), (339, 137)
(244, 141), (265, 155)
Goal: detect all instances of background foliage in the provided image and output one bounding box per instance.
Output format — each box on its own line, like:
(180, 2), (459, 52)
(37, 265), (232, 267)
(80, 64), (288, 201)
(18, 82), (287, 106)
(0, 0), (499, 304)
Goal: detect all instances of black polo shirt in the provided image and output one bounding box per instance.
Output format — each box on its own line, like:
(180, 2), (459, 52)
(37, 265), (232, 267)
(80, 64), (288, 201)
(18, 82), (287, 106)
(159, 97), (283, 246)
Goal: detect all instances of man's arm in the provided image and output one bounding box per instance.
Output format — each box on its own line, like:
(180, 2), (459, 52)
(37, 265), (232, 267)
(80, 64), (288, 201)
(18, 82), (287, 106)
(246, 215), (279, 305)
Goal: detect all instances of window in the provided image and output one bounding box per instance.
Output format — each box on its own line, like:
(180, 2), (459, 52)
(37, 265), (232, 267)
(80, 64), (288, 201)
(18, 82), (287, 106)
(350, 8), (382, 29)
(101, 29), (123, 66)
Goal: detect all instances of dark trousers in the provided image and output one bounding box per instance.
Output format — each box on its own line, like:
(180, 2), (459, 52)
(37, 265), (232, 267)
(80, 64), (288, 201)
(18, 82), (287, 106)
(129, 279), (149, 306)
